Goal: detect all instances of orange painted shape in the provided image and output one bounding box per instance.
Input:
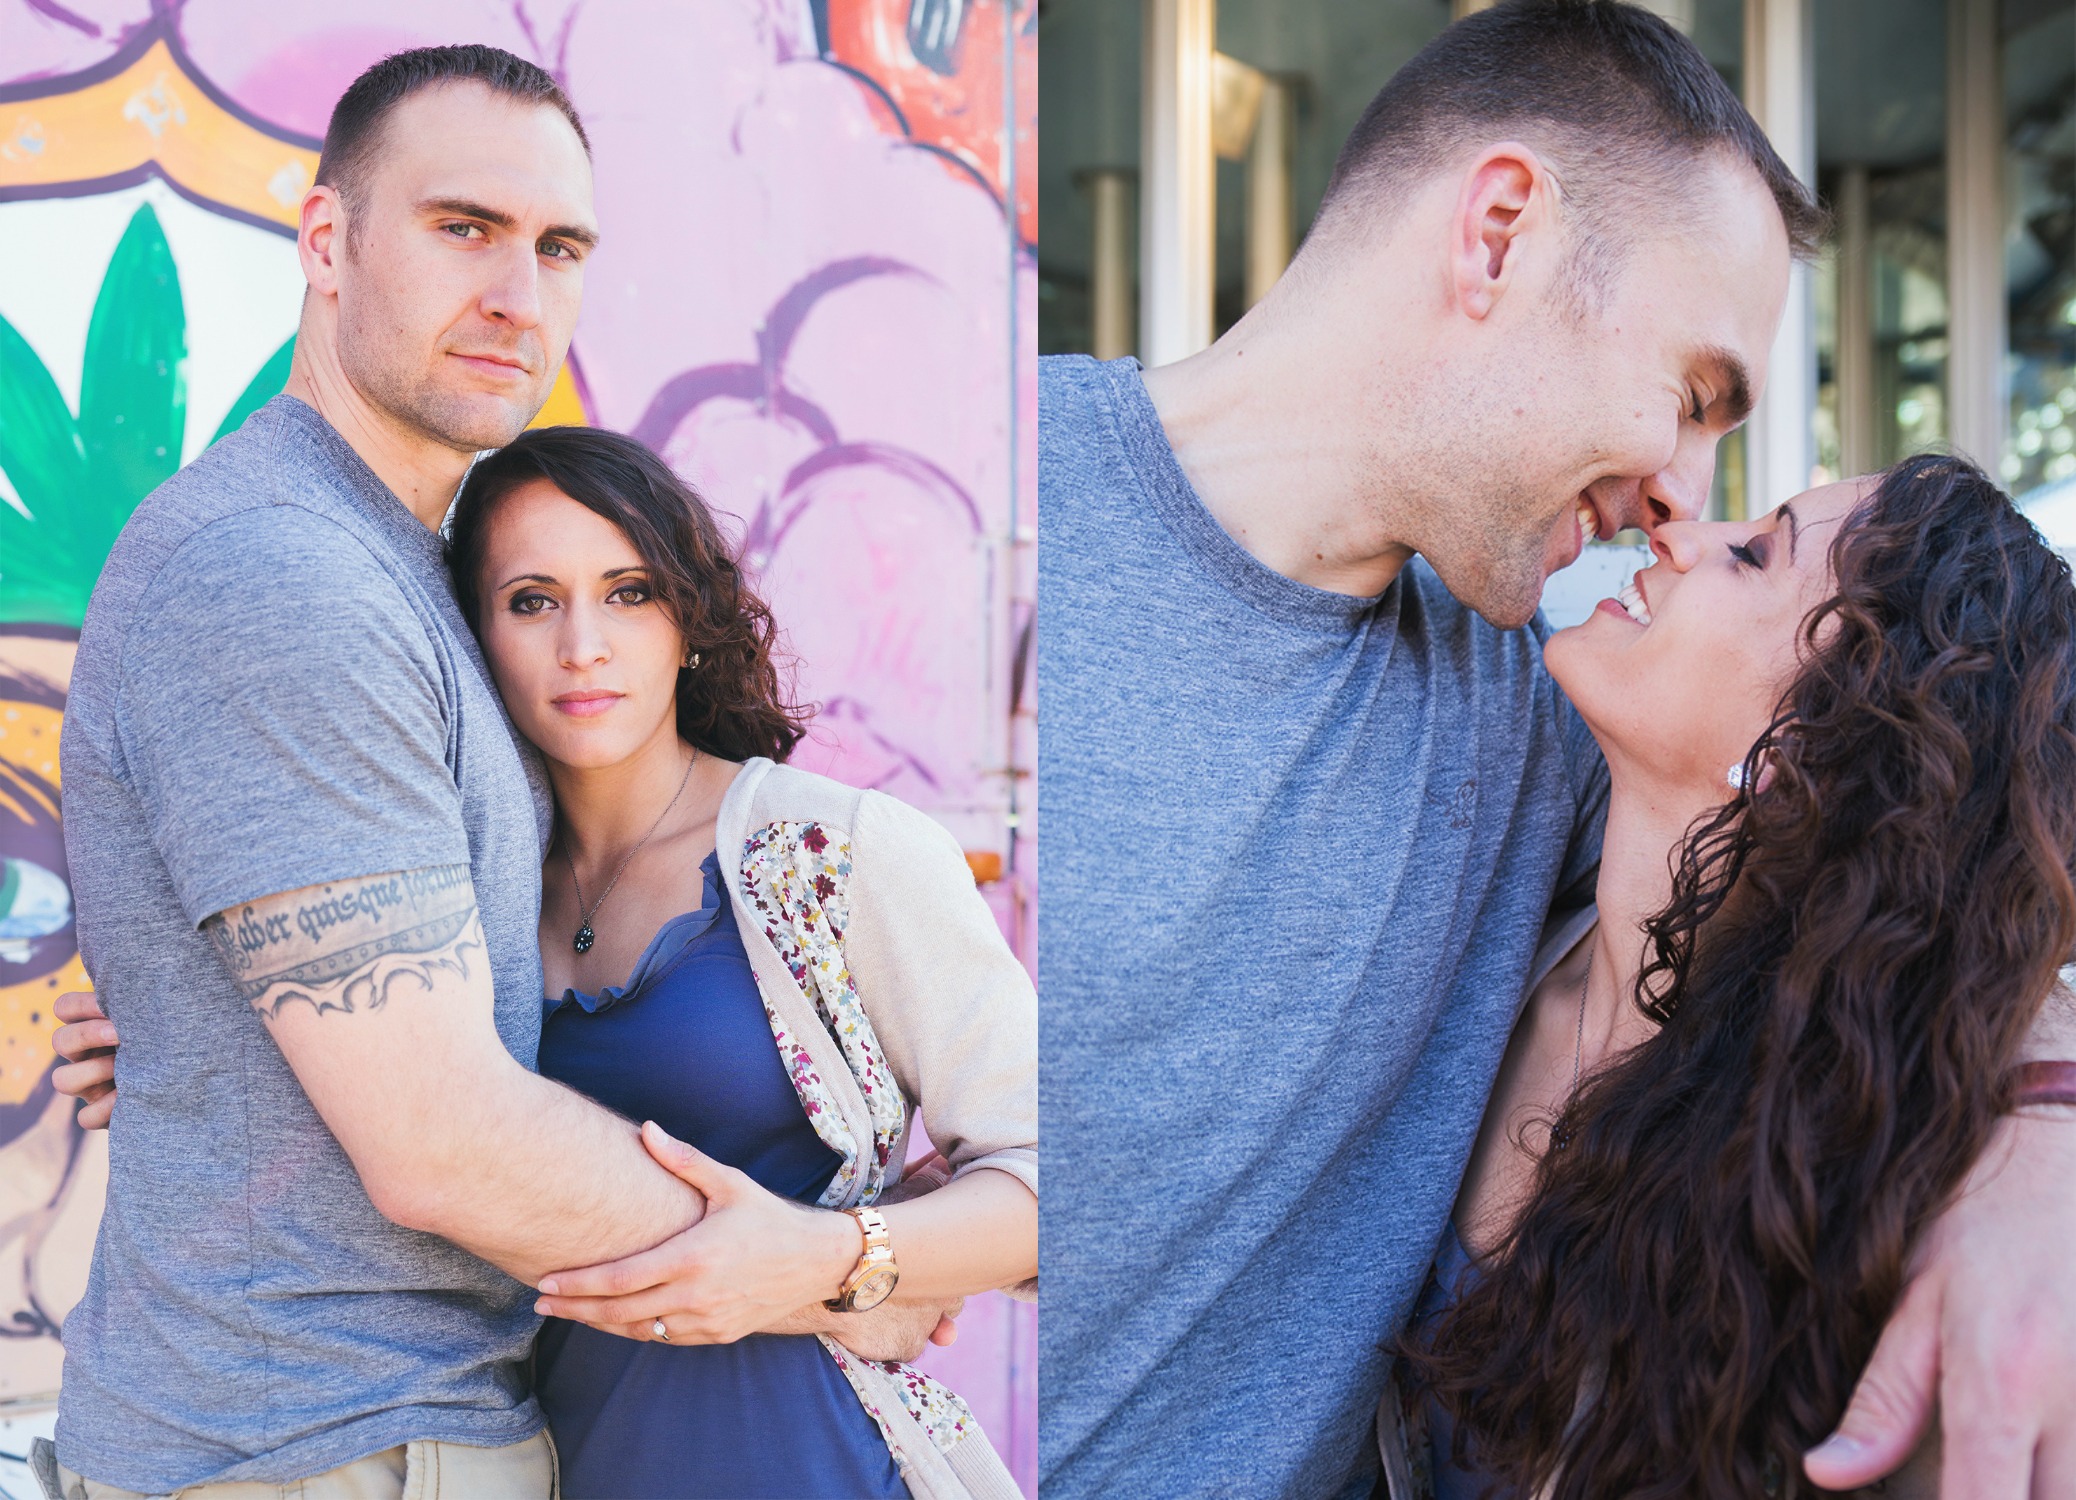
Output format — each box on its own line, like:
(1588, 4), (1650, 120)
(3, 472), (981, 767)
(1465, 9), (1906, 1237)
(825, 0), (1036, 245)
(0, 698), (71, 1109)
(528, 365), (588, 429)
(0, 701), (61, 828)
(0, 957), (86, 1109)
(0, 41), (317, 231)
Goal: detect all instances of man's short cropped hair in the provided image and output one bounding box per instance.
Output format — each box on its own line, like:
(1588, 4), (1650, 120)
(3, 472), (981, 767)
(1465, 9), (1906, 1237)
(316, 45), (590, 233)
(1313, 0), (1826, 304)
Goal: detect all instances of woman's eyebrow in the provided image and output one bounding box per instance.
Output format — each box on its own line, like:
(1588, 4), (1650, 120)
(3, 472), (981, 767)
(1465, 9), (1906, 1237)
(1778, 503), (1801, 562)
(498, 572), (559, 590)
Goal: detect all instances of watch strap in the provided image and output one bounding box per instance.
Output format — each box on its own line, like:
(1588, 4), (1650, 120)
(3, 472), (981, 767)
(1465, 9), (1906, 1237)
(826, 1205), (898, 1311)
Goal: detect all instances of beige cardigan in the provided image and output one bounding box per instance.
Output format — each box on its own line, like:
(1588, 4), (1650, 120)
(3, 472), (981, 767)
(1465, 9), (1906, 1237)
(716, 758), (1035, 1500)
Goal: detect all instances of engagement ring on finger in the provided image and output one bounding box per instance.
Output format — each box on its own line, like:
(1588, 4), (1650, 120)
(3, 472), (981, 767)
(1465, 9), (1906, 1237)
(651, 1319), (670, 1342)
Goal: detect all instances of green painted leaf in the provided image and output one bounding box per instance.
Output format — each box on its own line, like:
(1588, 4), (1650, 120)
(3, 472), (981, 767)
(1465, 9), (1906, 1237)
(0, 497), (91, 627)
(0, 312), (87, 523)
(0, 313), (93, 627)
(212, 335), (295, 445)
(78, 203), (186, 566)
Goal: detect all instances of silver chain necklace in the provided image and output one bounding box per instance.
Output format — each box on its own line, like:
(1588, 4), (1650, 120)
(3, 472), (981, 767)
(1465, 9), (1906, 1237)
(1552, 943), (1594, 1154)
(566, 747), (698, 954)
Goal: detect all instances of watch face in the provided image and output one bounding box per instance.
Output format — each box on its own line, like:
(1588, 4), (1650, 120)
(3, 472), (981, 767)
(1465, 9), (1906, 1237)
(849, 1265), (899, 1312)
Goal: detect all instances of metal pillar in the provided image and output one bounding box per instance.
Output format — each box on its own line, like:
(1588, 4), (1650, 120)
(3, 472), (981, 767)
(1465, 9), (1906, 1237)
(1244, 76), (1293, 310)
(1946, 0), (2006, 471)
(1140, 0), (1217, 364)
(1083, 169), (1136, 361)
(1742, 0), (1817, 517)
(1836, 164), (1877, 477)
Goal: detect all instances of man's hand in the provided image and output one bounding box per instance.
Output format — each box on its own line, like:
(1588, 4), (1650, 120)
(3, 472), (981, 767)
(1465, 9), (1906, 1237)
(536, 1122), (968, 1361)
(1804, 1115), (2076, 1497)
(51, 991), (118, 1130)
(760, 1294), (964, 1363)
(535, 1120), (865, 1344)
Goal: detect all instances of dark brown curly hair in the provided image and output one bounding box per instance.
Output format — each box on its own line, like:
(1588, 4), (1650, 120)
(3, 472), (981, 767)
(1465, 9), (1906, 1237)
(1406, 454), (2076, 1497)
(448, 426), (810, 764)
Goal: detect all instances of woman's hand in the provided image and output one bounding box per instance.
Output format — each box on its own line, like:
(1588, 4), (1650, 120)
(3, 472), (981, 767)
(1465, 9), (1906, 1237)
(50, 991), (119, 1129)
(533, 1120), (866, 1345)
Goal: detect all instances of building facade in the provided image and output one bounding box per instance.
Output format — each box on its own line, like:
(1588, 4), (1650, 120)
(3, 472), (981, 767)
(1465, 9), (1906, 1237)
(1040, 0), (2076, 596)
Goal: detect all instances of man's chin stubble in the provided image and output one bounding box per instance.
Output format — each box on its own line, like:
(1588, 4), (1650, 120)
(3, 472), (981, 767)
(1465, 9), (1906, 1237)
(1437, 549), (1548, 632)
(382, 378), (538, 454)
(339, 338), (542, 454)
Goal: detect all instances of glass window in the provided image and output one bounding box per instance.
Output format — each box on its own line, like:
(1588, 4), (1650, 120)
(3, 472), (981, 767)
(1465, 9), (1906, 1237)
(1813, 0), (1950, 483)
(2002, 0), (2076, 501)
(1209, 2), (1451, 336)
(1037, 0), (1141, 357)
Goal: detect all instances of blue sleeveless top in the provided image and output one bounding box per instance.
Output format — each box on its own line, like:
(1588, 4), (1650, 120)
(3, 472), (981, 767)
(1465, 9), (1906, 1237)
(533, 851), (908, 1499)
(1409, 1221), (1486, 1499)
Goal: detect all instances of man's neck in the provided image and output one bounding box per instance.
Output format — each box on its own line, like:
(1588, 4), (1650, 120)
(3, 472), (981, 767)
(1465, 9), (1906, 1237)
(1137, 289), (1422, 600)
(282, 346), (474, 532)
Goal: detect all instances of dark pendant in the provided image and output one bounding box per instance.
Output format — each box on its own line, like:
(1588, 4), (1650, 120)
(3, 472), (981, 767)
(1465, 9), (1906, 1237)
(573, 924), (595, 955)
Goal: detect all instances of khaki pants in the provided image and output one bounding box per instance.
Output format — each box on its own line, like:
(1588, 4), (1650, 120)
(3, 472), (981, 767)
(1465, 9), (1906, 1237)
(30, 1431), (558, 1500)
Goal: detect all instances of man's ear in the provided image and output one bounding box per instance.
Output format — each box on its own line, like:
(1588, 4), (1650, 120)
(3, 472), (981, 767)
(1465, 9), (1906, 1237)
(1451, 144), (1550, 321)
(298, 184), (346, 297)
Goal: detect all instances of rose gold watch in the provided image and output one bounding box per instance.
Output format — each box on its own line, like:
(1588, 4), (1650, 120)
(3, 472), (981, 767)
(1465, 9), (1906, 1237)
(825, 1205), (900, 1313)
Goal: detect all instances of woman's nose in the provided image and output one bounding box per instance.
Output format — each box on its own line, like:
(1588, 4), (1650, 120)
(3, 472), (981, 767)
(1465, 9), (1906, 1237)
(1650, 520), (1713, 571)
(558, 607), (611, 667)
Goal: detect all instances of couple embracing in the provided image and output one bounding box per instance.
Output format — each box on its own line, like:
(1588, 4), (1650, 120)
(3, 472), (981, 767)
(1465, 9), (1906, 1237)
(40, 41), (1035, 1500)
(1044, 3), (2076, 1498)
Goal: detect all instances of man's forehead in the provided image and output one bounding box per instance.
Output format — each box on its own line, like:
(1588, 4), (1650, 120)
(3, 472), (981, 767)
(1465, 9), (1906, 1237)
(373, 85), (594, 223)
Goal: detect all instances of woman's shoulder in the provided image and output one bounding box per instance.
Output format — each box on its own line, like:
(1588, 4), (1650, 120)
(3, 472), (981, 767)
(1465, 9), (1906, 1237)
(727, 761), (958, 867)
(732, 757), (868, 833)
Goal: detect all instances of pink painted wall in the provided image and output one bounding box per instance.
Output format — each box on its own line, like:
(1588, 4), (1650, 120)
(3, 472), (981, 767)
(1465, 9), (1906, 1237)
(0, 0), (1036, 1485)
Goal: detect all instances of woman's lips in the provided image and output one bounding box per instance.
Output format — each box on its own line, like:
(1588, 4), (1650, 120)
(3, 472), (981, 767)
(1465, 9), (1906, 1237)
(1596, 573), (1653, 627)
(551, 691), (623, 718)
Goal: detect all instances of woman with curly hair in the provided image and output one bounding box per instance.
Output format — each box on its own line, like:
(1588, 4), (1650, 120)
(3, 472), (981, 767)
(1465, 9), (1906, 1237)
(1391, 454), (2076, 1499)
(56, 426), (1035, 1500)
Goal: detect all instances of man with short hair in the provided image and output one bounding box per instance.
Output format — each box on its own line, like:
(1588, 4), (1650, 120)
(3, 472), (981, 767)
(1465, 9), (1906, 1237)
(44, 45), (923, 1499)
(1039, 4), (2076, 1497)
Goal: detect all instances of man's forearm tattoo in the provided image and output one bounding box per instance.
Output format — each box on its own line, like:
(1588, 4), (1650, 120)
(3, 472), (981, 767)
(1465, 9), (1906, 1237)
(204, 865), (483, 1020)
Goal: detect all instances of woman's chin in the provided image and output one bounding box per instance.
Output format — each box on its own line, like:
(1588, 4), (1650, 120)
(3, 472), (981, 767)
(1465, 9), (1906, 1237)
(1541, 622), (1634, 753)
(1541, 612), (1611, 693)
(516, 722), (649, 775)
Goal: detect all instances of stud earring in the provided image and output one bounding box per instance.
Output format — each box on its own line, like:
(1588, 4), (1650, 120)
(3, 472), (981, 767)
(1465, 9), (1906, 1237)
(683, 649), (701, 670)
(1727, 762), (1747, 791)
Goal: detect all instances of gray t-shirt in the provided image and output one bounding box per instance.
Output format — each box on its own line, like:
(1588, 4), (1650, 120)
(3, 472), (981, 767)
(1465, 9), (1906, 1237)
(56, 396), (552, 1488)
(1037, 356), (1608, 1500)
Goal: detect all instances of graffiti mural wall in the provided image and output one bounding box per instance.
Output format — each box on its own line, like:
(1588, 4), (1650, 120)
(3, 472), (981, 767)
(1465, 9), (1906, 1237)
(0, 0), (1035, 1484)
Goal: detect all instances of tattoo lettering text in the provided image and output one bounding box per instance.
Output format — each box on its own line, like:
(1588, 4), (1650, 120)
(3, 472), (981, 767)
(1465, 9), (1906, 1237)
(204, 865), (482, 1020)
